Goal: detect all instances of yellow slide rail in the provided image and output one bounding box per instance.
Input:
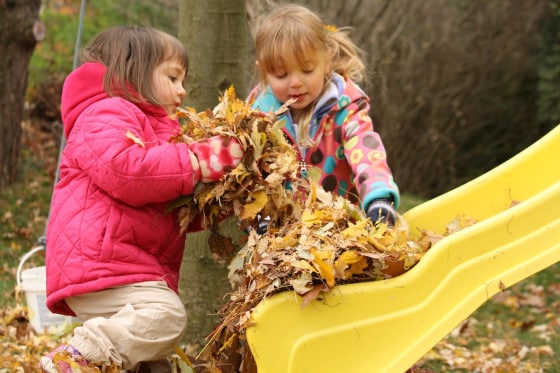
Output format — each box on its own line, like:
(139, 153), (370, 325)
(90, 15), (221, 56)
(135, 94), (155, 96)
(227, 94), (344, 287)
(246, 125), (560, 372)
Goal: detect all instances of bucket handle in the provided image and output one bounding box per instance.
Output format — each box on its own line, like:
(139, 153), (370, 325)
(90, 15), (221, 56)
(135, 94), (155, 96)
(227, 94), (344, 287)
(16, 244), (45, 287)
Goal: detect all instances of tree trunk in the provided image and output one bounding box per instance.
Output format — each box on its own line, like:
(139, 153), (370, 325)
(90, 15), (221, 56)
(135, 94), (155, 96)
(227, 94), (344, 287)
(178, 216), (245, 347)
(177, 0), (248, 347)
(0, 0), (43, 188)
(179, 0), (248, 111)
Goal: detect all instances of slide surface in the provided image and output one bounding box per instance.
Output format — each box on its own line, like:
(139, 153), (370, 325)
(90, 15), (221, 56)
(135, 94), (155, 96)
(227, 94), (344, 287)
(246, 125), (560, 373)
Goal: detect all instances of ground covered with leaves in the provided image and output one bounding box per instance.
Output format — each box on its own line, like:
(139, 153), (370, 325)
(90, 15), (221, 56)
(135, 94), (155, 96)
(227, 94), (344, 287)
(416, 280), (560, 372)
(2, 277), (558, 372)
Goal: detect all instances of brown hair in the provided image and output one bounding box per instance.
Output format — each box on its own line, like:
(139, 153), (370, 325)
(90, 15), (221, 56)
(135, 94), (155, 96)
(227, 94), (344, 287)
(252, 3), (366, 86)
(81, 25), (188, 106)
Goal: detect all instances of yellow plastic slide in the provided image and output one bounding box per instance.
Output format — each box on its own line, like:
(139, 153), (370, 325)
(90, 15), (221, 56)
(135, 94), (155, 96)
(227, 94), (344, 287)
(246, 125), (560, 373)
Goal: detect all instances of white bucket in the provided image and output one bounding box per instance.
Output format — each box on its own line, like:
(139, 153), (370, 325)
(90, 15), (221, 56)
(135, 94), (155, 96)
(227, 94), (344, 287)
(16, 245), (78, 332)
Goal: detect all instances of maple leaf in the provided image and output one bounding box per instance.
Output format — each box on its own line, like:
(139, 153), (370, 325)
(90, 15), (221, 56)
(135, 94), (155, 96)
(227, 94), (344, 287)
(341, 220), (371, 240)
(344, 256), (369, 279)
(302, 209), (335, 227)
(334, 250), (362, 278)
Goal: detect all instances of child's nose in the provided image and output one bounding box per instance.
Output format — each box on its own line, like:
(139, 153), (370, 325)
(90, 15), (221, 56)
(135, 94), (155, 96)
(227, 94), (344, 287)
(289, 73), (303, 88)
(177, 84), (186, 100)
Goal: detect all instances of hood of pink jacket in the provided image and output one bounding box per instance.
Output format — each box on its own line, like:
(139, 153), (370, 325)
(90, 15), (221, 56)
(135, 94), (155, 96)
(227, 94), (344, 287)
(61, 62), (168, 139)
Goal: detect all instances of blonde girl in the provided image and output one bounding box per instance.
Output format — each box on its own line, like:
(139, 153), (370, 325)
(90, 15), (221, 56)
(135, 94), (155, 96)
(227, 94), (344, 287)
(248, 3), (400, 226)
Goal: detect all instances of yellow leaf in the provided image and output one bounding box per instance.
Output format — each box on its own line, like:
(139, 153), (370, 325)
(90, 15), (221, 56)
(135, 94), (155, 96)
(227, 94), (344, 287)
(341, 220), (370, 239)
(334, 250), (362, 277)
(308, 181), (317, 206)
(301, 209), (334, 227)
(289, 259), (317, 273)
(344, 257), (369, 279)
(240, 190), (267, 220)
(290, 272), (313, 294)
(277, 229), (299, 248)
(250, 119), (266, 159)
(269, 120), (289, 145)
(305, 166), (323, 183)
(217, 333), (237, 354)
(126, 130), (145, 148)
(311, 247), (335, 287)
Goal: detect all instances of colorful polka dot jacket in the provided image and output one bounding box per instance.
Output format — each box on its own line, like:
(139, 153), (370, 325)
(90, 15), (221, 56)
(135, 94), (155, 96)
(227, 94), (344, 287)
(248, 73), (400, 210)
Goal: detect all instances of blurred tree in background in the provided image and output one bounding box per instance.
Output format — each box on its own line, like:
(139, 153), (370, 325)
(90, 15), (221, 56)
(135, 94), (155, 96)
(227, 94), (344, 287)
(177, 0), (248, 347)
(537, 1), (560, 129)
(361, 0), (558, 196)
(0, 0), (42, 188)
(179, 0), (249, 109)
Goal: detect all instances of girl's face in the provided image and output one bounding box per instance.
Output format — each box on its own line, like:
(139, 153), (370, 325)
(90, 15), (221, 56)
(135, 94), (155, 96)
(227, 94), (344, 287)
(152, 59), (186, 115)
(265, 55), (330, 112)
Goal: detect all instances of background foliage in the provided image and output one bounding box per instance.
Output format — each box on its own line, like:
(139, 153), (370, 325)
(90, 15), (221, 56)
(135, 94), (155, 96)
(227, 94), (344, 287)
(26, 0), (179, 138)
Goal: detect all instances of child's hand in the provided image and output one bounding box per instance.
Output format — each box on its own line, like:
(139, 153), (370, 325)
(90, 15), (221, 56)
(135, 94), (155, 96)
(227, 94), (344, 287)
(189, 136), (243, 182)
(256, 215), (271, 234)
(366, 199), (396, 227)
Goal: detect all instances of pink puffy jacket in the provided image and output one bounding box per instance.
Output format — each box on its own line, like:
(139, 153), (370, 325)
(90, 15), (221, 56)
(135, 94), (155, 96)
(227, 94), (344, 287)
(45, 62), (200, 316)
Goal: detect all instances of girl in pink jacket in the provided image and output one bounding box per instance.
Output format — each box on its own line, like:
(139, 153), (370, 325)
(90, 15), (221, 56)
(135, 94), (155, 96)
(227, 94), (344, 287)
(248, 4), (400, 228)
(40, 26), (242, 372)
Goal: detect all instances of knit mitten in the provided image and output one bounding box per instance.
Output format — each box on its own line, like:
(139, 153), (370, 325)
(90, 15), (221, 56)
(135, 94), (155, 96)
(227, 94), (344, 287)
(189, 136), (243, 183)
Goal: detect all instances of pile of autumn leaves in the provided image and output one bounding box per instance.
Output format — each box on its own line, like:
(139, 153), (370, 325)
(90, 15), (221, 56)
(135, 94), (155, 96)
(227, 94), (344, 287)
(170, 88), (434, 371)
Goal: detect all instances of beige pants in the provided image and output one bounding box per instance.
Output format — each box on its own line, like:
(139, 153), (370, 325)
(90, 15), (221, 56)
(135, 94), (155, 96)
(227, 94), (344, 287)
(65, 281), (187, 371)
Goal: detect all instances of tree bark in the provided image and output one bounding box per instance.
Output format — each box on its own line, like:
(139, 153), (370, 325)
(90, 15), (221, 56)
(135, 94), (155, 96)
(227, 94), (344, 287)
(178, 216), (245, 347)
(179, 0), (248, 111)
(177, 0), (248, 347)
(0, 0), (43, 187)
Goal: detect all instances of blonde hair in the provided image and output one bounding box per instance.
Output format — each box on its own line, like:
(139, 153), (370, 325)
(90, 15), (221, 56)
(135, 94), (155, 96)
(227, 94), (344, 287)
(252, 3), (366, 145)
(252, 3), (366, 86)
(81, 25), (188, 106)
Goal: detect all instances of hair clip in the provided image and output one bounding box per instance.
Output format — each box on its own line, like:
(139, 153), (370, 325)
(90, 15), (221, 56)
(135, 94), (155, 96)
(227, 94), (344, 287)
(324, 24), (337, 33)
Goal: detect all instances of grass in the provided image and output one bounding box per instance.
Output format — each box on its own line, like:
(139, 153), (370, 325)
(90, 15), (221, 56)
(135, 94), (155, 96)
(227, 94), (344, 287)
(1, 120), (558, 371)
(0, 140), (55, 308)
